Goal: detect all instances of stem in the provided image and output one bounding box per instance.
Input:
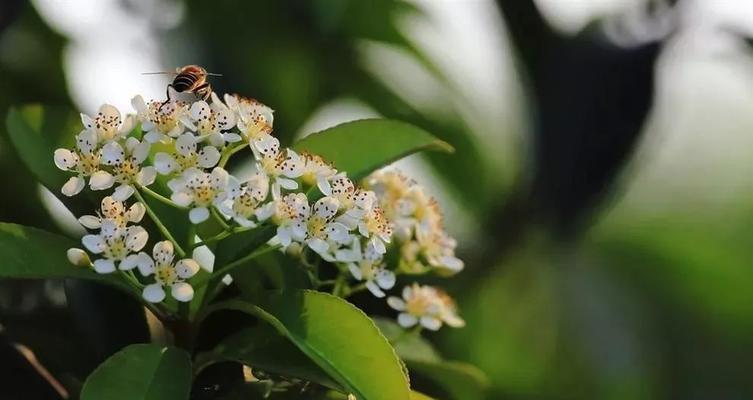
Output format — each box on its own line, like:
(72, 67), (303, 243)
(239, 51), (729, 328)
(192, 244), (282, 290)
(134, 189), (187, 258)
(139, 185), (186, 210)
(211, 207), (231, 230)
(332, 273), (346, 297)
(119, 270), (168, 320)
(218, 143), (247, 168)
(343, 282), (367, 299)
(191, 224), (255, 249)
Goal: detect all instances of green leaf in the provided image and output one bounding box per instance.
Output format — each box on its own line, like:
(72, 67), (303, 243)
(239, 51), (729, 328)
(207, 325), (341, 390)
(374, 318), (488, 400)
(0, 222), (129, 291)
(410, 391), (436, 400)
(293, 119), (452, 182)
(206, 291), (411, 400)
(80, 344), (192, 400)
(406, 360), (488, 400)
(5, 105), (96, 216)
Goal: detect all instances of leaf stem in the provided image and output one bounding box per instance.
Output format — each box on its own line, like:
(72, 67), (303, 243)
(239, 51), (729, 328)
(192, 244), (282, 290)
(218, 142), (247, 168)
(211, 207), (231, 230)
(139, 184), (186, 210)
(134, 189), (187, 258)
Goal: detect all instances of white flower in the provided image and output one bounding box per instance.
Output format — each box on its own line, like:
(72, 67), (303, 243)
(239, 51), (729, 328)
(189, 93), (238, 146)
(81, 219), (148, 274)
(224, 94), (273, 145)
(131, 95), (191, 143)
(134, 241), (200, 303)
(302, 196), (351, 260)
(78, 196), (145, 229)
(386, 283), (444, 330)
(218, 172), (269, 227)
(66, 248), (92, 267)
(341, 204), (391, 257)
(53, 129), (101, 196)
(300, 153), (337, 196)
(339, 240), (395, 298)
(265, 193), (309, 247)
(168, 167), (229, 224)
(94, 137), (156, 201)
(154, 133), (221, 175)
(255, 135), (304, 199)
(80, 103), (135, 142)
(416, 229), (464, 274)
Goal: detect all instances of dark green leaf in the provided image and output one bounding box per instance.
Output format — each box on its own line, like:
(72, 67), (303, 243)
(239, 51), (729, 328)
(0, 222), (129, 291)
(208, 325), (340, 390)
(374, 318), (488, 400)
(80, 344), (192, 400)
(293, 119), (452, 182)
(5, 105), (96, 216)
(206, 291), (411, 400)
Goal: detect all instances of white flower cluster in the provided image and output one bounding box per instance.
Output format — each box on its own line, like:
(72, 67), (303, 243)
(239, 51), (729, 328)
(387, 283), (465, 330)
(55, 90), (465, 331)
(365, 170), (463, 275)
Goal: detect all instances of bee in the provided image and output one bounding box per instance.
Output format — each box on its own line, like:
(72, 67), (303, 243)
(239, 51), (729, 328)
(143, 65), (222, 109)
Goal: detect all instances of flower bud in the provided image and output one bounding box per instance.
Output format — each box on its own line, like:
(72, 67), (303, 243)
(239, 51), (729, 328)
(66, 248), (92, 267)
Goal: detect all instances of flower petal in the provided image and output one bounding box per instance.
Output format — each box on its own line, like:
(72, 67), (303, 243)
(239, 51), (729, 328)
(112, 184), (135, 201)
(189, 207), (210, 224)
(127, 202), (146, 223)
(131, 140), (151, 164)
(82, 234), (106, 254)
(175, 258), (200, 279)
(89, 171), (115, 191)
(93, 259), (116, 274)
(54, 148), (78, 170)
(78, 215), (101, 229)
(137, 252), (155, 276)
(397, 313), (418, 328)
(420, 316), (442, 331)
(376, 269), (396, 290)
(198, 146), (220, 168)
(120, 253), (141, 270)
(366, 281), (386, 298)
(61, 176), (85, 197)
(386, 297), (406, 311)
(171, 282), (194, 302)
(152, 241), (174, 265)
(347, 263), (362, 280)
(142, 283), (166, 303)
(101, 142), (125, 165)
(126, 226), (149, 251)
(175, 133), (197, 156)
(154, 153), (176, 175)
(171, 191), (193, 207)
(138, 166), (157, 186)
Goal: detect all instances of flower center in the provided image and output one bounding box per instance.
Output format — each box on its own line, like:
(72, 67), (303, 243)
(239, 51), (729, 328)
(103, 237), (128, 260)
(192, 185), (216, 207)
(113, 159), (139, 183)
(175, 152), (198, 171)
(307, 216), (328, 239)
(78, 152), (101, 175)
(155, 263), (177, 285)
(233, 193), (258, 217)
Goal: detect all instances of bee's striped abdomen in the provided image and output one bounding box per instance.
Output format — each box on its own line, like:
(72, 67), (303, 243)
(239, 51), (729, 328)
(172, 73), (199, 92)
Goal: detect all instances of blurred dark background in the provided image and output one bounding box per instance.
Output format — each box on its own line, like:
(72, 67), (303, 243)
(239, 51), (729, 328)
(3, 0), (753, 398)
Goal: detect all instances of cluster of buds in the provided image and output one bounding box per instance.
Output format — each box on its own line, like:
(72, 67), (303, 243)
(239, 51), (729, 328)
(55, 89), (464, 331)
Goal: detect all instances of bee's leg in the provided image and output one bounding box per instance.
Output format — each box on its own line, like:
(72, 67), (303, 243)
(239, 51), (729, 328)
(159, 84), (175, 111)
(195, 83), (212, 102)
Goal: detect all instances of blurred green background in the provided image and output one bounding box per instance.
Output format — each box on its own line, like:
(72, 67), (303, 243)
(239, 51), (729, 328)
(3, 0), (753, 398)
